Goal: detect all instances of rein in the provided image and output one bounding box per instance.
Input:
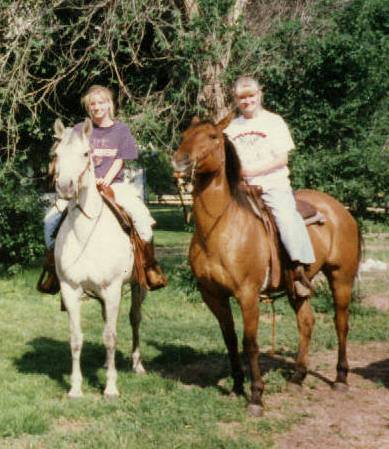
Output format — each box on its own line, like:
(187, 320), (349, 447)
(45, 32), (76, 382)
(190, 135), (231, 221)
(62, 198), (104, 273)
(73, 155), (95, 218)
(190, 139), (234, 248)
(60, 155), (105, 272)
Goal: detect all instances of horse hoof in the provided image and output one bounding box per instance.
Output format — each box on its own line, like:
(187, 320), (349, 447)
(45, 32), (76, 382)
(333, 382), (349, 393)
(133, 363), (146, 375)
(68, 390), (83, 399)
(104, 392), (119, 400)
(247, 403), (264, 418)
(289, 371), (306, 386)
(104, 386), (119, 399)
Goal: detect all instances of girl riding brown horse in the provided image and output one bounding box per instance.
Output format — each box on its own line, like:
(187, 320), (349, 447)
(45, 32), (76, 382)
(173, 115), (361, 417)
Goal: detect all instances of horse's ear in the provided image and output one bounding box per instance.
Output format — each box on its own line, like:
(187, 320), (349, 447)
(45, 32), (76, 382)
(216, 112), (234, 131)
(82, 118), (93, 139)
(191, 116), (201, 127)
(54, 119), (65, 140)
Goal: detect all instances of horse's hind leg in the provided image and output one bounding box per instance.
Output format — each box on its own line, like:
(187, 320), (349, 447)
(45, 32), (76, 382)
(327, 271), (353, 390)
(288, 295), (315, 385)
(101, 282), (122, 398)
(200, 288), (245, 397)
(129, 283), (147, 374)
(61, 283), (83, 398)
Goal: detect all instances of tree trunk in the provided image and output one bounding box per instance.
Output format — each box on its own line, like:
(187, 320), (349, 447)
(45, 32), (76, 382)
(182, 0), (249, 121)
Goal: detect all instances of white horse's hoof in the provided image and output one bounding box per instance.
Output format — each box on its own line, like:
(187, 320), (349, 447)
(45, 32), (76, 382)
(68, 390), (83, 399)
(104, 386), (119, 399)
(104, 391), (119, 400)
(133, 363), (146, 375)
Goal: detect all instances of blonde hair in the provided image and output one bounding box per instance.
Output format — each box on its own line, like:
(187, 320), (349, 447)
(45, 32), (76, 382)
(81, 85), (115, 119)
(233, 76), (262, 97)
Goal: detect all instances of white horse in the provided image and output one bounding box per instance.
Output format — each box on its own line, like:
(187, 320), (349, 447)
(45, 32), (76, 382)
(52, 118), (146, 398)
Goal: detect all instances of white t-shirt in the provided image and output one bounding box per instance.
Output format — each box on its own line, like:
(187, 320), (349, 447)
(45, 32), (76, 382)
(225, 109), (295, 190)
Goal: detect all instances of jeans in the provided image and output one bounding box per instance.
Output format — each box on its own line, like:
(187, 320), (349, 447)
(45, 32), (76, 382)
(261, 187), (315, 264)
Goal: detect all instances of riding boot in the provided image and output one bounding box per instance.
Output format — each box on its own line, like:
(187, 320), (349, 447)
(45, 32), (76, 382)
(142, 240), (167, 291)
(37, 248), (60, 295)
(292, 263), (312, 298)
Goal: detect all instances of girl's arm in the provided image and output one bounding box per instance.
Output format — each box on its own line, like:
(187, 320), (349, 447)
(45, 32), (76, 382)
(241, 153), (288, 178)
(96, 159), (124, 187)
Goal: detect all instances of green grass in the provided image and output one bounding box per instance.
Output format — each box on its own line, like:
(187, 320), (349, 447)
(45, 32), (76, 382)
(0, 205), (388, 448)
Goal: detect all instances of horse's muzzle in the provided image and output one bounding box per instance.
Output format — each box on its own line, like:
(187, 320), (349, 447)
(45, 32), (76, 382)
(56, 179), (76, 200)
(172, 154), (192, 175)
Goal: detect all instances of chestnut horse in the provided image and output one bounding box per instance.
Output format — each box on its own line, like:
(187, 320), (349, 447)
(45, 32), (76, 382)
(172, 115), (361, 417)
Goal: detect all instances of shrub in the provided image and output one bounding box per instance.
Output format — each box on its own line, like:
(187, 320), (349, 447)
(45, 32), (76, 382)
(0, 161), (45, 272)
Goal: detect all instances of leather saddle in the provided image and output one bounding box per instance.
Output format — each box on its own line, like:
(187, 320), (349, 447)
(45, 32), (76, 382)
(51, 186), (148, 289)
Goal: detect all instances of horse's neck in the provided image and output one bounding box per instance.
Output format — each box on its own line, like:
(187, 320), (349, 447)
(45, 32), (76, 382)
(70, 170), (102, 219)
(193, 171), (232, 230)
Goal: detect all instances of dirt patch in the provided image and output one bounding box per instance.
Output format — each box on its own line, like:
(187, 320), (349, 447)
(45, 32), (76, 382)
(271, 341), (389, 449)
(362, 295), (389, 311)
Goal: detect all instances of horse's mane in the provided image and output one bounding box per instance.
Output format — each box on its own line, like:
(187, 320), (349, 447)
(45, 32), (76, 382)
(223, 133), (251, 210)
(50, 127), (74, 156)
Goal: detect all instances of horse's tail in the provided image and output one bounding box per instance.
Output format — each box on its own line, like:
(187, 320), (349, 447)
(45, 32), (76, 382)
(357, 224), (364, 270)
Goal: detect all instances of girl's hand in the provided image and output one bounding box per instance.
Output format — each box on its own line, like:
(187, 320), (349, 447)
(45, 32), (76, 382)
(96, 177), (110, 187)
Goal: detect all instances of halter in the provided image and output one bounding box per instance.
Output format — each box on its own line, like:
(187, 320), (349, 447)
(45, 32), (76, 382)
(188, 133), (233, 222)
(188, 133), (226, 185)
(53, 144), (101, 220)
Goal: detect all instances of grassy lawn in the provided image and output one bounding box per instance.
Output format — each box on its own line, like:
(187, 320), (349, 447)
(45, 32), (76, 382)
(0, 206), (388, 449)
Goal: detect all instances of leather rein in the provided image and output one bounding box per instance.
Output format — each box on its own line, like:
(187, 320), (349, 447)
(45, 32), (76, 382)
(189, 134), (233, 224)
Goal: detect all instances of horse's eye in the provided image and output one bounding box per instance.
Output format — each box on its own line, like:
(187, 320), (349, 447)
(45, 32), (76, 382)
(210, 134), (218, 140)
(83, 152), (89, 157)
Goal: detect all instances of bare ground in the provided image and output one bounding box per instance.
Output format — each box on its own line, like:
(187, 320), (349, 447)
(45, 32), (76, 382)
(272, 341), (389, 449)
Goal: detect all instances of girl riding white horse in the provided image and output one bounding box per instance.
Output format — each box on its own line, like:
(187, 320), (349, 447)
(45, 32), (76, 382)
(39, 85), (166, 294)
(53, 118), (147, 398)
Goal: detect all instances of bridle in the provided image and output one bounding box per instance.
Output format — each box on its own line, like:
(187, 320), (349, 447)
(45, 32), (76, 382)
(54, 144), (102, 220)
(186, 132), (226, 185)
(181, 131), (232, 221)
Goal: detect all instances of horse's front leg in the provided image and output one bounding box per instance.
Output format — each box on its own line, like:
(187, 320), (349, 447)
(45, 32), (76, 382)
(129, 282), (147, 374)
(61, 282), (84, 398)
(101, 282), (122, 398)
(239, 294), (264, 417)
(200, 287), (245, 396)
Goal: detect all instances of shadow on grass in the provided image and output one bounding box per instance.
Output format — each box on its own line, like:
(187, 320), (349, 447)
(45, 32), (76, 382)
(146, 340), (230, 392)
(145, 340), (335, 393)
(14, 337), (337, 396)
(352, 358), (389, 388)
(13, 337), (130, 393)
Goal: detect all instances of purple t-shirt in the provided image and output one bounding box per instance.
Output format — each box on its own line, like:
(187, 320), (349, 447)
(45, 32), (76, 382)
(74, 121), (138, 182)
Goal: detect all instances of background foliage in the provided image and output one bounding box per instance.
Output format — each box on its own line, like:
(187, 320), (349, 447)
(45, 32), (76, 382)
(0, 0), (388, 267)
